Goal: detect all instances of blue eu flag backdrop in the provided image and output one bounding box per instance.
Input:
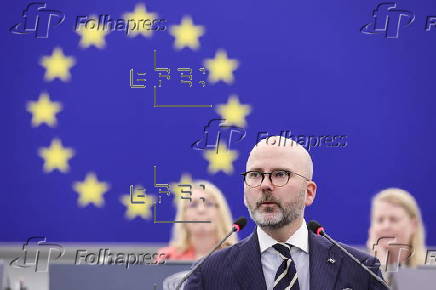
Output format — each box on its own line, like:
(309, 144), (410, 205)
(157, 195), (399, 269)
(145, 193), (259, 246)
(0, 0), (435, 245)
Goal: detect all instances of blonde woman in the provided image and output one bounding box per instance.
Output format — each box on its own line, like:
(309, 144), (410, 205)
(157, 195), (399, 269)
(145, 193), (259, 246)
(158, 180), (238, 261)
(367, 188), (427, 276)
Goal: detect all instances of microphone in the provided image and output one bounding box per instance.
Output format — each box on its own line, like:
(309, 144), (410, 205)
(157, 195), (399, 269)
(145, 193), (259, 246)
(308, 221), (390, 289)
(232, 217), (248, 232)
(176, 217), (248, 289)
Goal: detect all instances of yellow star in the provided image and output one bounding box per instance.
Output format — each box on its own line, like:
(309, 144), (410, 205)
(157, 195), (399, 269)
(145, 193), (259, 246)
(73, 172), (110, 207)
(170, 173), (193, 204)
(76, 15), (109, 48)
(26, 92), (62, 127)
(123, 4), (158, 38)
(40, 47), (76, 82)
(169, 16), (204, 50)
(120, 186), (155, 220)
(38, 138), (75, 173)
(204, 49), (239, 84)
(204, 142), (238, 174)
(216, 95), (252, 127)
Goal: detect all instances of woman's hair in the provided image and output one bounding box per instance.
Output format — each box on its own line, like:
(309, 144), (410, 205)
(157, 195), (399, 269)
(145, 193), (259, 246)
(169, 180), (238, 252)
(367, 188), (426, 267)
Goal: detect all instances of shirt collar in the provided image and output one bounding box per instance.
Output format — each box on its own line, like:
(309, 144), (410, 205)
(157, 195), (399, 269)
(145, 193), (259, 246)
(257, 219), (309, 254)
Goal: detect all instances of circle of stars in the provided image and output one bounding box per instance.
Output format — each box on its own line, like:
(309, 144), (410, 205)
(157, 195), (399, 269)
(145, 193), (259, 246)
(27, 3), (252, 223)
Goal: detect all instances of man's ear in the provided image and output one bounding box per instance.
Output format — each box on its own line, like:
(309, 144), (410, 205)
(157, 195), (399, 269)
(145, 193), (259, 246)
(305, 181), (317, 206)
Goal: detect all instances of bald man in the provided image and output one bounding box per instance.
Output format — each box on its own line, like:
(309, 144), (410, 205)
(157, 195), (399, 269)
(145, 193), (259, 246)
(185, 137), (387, 290)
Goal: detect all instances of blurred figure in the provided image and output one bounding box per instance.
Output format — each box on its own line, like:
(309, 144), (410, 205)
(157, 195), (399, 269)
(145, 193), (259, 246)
(158, 180), (237, 261)
(367, 188), (427, 281)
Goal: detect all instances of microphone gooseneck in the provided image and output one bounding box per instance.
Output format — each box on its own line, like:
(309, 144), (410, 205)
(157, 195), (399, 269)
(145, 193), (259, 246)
(308, 220), (390, 289)
(176, 217), (248, 290)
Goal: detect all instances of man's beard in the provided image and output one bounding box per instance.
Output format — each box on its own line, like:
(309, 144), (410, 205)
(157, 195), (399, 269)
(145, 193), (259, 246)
(246, 189), (306, 230)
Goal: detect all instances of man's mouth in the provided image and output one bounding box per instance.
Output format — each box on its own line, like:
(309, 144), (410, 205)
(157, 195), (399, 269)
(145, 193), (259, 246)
(258, 201), (279, 207)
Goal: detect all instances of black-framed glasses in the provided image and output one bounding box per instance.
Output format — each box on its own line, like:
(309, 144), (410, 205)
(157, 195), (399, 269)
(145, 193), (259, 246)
(241, 170), (309, 188)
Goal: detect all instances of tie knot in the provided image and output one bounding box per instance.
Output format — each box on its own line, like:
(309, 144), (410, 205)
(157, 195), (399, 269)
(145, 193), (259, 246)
(272, 243), (293, 260)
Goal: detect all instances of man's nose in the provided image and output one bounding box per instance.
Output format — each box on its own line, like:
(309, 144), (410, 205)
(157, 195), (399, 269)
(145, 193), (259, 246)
(260, 175), (274, 191)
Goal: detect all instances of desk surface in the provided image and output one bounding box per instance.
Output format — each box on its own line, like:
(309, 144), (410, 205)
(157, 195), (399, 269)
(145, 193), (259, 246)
(49, 263), (193, 290)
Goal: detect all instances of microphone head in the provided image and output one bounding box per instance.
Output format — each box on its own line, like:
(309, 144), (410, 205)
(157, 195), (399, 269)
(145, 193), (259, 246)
(307, 220), (325, 236)
(233, 217), (248, 232)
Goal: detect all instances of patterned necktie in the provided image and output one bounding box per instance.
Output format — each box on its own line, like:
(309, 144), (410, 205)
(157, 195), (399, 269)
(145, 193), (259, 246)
(272, 243), (300, 290)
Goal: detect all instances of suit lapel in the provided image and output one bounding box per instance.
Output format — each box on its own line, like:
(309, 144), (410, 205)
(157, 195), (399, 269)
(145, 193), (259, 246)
(309, 231), (343, 290)
(231, 230), (267, 290)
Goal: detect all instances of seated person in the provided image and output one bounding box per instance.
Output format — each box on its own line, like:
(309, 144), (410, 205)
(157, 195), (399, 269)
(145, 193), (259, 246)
(367, 188), (427, 284)
(158, 180), (238, 261)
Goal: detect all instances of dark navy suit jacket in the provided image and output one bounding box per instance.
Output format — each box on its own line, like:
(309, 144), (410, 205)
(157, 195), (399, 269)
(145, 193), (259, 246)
(184, 229), (387, 290)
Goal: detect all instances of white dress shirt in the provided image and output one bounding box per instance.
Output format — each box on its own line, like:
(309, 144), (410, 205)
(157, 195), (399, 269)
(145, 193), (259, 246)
(257, 219), (310, 290)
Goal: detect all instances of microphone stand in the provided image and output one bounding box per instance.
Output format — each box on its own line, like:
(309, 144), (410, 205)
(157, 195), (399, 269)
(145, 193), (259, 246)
(322, 232), (391, 289)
